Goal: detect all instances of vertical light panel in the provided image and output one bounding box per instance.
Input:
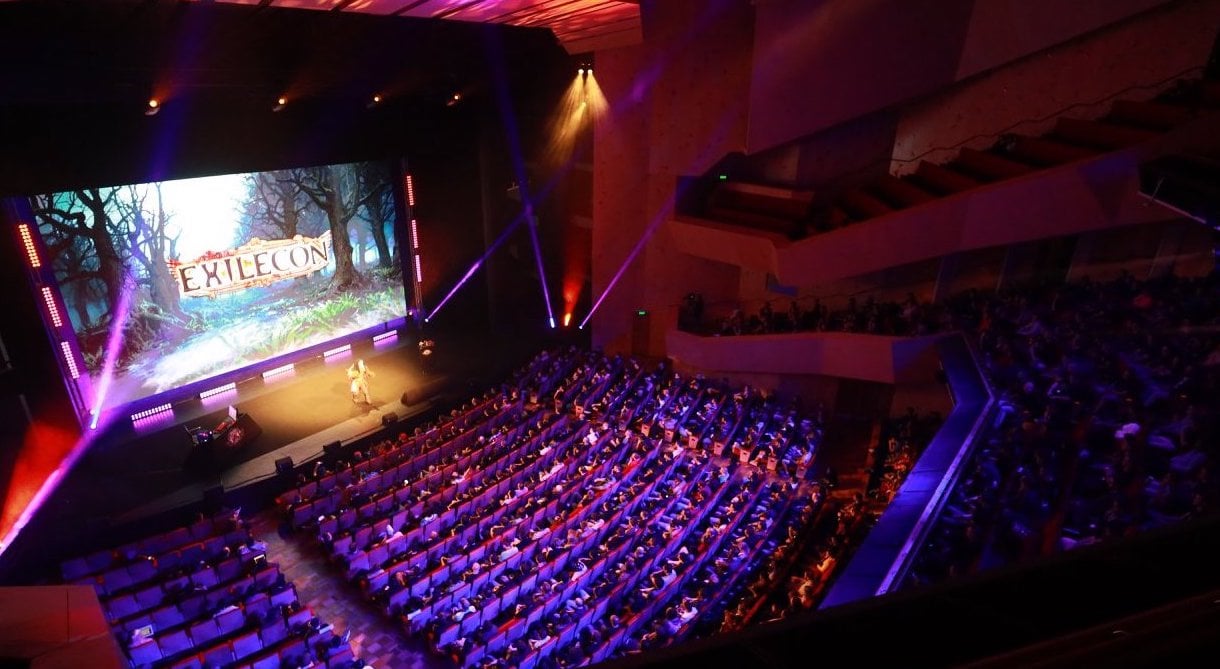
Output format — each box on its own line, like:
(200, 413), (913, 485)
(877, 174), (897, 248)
(41, 287), (63, 328)
(59, 341), (80, 379)
(414, 254), (423, 284)
(404, 174), (416, 207)
(410, 218), (420, 250)
(18, 223), (41, 268)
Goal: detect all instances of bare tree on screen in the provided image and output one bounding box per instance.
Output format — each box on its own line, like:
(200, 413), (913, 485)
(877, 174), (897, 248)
(30, 193), (99, 329)
(119, 184), (184, 318)
(289, 164), (382, 291)
(356, 162), (394, 269)
(30, 188), (126, 322)
(240, 170), (308, 241)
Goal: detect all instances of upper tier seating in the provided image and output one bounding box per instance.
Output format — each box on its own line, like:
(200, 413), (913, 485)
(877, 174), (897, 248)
(827, 79), (1220, 230)
(693, 78), (1218, 237)
(702, 182), (815, 237)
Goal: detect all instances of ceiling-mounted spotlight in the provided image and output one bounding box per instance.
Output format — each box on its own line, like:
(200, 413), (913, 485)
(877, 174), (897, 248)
(446, 92), (463, 107)
(367, 94), (383, 109)
(145, 98), (160, 116)
(273, 96), (287, 112)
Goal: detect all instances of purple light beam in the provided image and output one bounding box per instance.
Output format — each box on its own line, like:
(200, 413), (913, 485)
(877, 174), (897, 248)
(89, 274), (137, 429)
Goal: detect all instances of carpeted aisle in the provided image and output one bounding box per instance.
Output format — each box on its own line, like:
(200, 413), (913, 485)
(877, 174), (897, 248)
(250, 511), (446, 669)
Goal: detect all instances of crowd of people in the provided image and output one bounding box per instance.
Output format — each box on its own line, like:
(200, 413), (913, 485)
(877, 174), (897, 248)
(65, 267), (1213, 666)
(909, 271), (1220, 585)
(679, 292), (951, 338)
(867, 409), (943, 504)
(275, 347), (840, 668)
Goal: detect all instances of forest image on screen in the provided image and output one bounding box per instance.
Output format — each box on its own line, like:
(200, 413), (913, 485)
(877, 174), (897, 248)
(31, 161), (406, 412)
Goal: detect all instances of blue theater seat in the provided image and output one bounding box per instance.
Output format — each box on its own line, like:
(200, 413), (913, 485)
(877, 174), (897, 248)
(150, 605), (184, 631)
(168, 654), (202, 669)
(157, 628), (192, 659)
(231, 630), (263, 660)
(127, 639), (161, 667)
(259, 618), (288, 647)
(188, 619), (220, 647)
(202, 643), (234, 668)
(215, 607), (245, 635)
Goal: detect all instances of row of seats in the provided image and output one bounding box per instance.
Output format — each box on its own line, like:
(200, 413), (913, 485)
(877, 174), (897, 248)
(61, 512), (361, 669)
(63, 514), (242, 584)
(272, 347), (829, 669)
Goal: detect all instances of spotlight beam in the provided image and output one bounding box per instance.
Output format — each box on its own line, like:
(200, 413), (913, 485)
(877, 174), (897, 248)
(525, 208), (557, 328)
(577, 209), (664, 330)
(90, 274), (137, 428)
(578, 180), (688, 330)
(423, 156), (583, 324)
(425, 213), (527, 322)
(577, 86), (745, 331)
(485, 30), (556, 328)
(422, 106), (592, 326)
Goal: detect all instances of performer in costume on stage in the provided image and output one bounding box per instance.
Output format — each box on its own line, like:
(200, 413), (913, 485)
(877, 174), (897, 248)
(348, 359), (375, 404)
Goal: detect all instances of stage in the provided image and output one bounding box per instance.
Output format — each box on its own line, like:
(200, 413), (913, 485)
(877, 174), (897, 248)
(0, 323), (554, 582)
(27, 335), (443, 531)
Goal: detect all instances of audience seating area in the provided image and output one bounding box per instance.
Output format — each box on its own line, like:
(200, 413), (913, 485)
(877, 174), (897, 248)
(274, 347), (836, 668)
(695, 77), (1218, 236)
(700, 182), (814, 238)
(56, 269), (1212, 667)
(680, 293), (950, 339)
(62, 512), (360, 669)
(908, 271), (1220, 586)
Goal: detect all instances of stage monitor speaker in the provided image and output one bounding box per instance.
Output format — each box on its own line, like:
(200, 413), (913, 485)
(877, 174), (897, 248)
(203, 485), (225, 512)
(382, 412), (398, 426)
(323, 441), (344, 458)
(275, 456), (294, 477)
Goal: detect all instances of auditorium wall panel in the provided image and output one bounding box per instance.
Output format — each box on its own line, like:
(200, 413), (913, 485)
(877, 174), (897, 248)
(592, 0), (754, 355)
(892, 0), (1220, 173)
(747, 0), (1174, 152)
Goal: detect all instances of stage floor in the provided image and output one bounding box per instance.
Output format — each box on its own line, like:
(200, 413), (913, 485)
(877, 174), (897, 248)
(1, 324), (554, 581)
(32, 337), (441, 527)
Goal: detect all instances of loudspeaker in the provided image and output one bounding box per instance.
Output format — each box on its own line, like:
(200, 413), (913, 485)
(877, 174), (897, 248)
(402, 376), (447, 406)
(381, 411), (398, 426)
(275, 456), (294, 476)
(323, 441), (344, 458)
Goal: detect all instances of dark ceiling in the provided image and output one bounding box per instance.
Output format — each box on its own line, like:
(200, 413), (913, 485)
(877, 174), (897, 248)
(0, 0), (566, 111)
(0, 0), (573, 194)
